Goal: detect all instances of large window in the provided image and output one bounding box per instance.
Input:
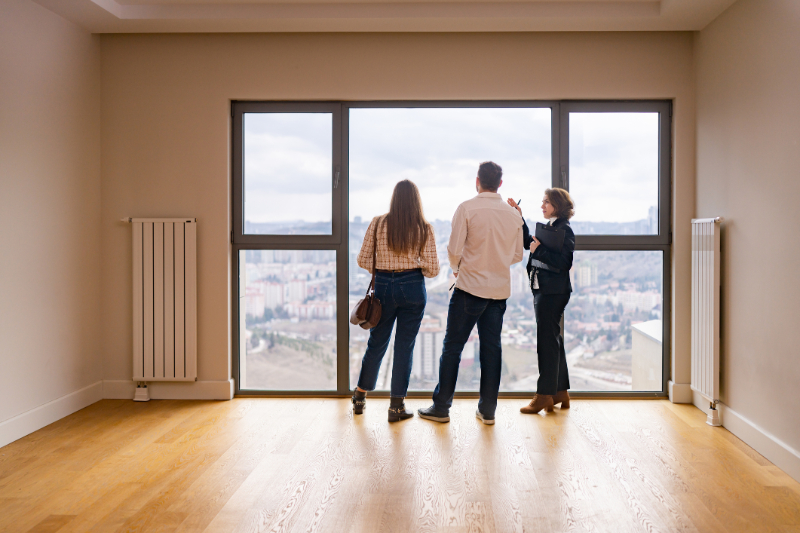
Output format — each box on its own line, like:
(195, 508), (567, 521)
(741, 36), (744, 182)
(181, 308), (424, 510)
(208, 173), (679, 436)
(233, 101), (670, 396)
(347, 106), (552, 391)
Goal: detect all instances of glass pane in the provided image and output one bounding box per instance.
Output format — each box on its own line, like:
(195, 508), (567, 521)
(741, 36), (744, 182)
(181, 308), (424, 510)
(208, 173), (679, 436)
(348, 107), (551, 391)
(564, 250), (664, 391)
(239, 249), (336, 390)
(243, 113), (332, 235)
(569, 113), (659, 235)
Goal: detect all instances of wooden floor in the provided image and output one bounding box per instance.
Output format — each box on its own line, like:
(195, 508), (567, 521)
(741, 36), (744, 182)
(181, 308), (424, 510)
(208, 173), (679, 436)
(1, 399), (799, 533)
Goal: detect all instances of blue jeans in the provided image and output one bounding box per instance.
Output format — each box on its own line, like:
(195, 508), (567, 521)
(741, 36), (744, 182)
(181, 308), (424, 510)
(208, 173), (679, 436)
(432, 289), (507, 417)
(356, 270), (426, 397)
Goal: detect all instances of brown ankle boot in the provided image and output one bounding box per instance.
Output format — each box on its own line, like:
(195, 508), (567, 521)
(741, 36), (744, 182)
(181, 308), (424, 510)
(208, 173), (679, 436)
(520, 394), (554, 414)
(553, 390), (570, 409)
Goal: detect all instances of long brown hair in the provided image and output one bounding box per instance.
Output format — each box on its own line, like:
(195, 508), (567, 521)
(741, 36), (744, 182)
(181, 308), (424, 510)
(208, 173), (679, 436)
(385, 180), (429, 255)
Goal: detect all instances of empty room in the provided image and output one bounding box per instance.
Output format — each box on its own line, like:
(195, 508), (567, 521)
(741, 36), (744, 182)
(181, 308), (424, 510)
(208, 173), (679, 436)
(1, 0), (799, 531)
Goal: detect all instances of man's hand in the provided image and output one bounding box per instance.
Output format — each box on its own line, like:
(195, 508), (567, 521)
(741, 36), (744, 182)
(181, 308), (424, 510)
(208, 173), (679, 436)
(507, 198), (522, 216)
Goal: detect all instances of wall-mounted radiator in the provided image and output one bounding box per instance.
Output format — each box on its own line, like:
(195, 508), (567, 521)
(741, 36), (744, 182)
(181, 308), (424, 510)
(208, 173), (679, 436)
(691, 217), (722, 425)
(126, 218), (197, 383)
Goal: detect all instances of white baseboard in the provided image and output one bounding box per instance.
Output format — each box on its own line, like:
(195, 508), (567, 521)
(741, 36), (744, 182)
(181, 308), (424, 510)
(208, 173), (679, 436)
(0, 381), (103, 449)
(692, 391), (800, 483)
(103, 379), (234, 400)
(668, 380), (692, 403)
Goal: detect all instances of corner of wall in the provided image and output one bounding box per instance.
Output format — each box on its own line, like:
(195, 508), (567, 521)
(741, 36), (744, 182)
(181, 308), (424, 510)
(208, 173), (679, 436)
(668, 380), (693, 403)
(691, 391), (800, 484)
(0, 382), (103, 448)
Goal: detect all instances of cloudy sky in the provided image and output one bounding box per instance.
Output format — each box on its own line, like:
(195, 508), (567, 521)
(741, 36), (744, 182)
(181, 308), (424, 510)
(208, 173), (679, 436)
(569, 112), (659, 224)
(349, 108), (551, 223)
(244, 112), (333, 225)
(243, 108), (659, 228)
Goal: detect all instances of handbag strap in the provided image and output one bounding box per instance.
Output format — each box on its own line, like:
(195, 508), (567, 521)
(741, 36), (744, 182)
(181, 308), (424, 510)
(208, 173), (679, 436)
(367, 216), (381, 295)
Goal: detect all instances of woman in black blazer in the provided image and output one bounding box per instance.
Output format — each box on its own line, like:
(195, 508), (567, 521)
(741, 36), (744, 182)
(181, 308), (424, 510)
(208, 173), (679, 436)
(508, 188), (575, 414)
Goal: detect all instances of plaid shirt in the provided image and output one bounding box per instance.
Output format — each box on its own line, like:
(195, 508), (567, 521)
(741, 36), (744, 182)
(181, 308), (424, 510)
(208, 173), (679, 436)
(357, 216), (440, 278)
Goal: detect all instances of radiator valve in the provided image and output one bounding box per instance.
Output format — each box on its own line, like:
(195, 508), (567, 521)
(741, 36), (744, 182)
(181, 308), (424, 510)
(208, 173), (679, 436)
(706, 400), (721, 427)
(134, 382), (150, 402)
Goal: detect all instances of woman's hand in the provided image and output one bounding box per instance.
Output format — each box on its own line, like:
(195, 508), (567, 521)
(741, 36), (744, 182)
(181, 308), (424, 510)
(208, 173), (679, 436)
(507, 198), (522, 216)
(530, 236), (541, 253)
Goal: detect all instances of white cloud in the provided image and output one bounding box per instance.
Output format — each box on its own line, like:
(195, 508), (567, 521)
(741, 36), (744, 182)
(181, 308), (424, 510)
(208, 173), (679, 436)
(349, 108), (552, 222)
(569, 113), (659, 223)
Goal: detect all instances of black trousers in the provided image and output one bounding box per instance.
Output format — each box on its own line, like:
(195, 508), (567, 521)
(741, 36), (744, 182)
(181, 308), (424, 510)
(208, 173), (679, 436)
(533, 291), (571, 395)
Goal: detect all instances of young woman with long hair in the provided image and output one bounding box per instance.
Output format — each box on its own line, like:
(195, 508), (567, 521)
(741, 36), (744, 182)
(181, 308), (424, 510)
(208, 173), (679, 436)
(352, 179), (439, 422)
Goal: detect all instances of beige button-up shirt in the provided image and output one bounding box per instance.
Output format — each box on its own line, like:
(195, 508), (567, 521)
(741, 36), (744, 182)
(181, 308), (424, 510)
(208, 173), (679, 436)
(448, 192), (524, 299)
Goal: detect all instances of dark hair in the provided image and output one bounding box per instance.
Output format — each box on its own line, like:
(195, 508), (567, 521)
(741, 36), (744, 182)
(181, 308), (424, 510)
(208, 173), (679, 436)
(385, 180), (430, 255)
(477, 161), (503, 191)
(545, 187), (575, 220)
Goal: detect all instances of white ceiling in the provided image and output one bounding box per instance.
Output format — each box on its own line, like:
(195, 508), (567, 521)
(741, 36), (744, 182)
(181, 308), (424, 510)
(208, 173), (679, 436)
(33, 0), (737, 32)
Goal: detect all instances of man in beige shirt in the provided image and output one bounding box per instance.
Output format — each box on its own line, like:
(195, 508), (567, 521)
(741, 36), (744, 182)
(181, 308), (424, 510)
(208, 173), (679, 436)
(419, 161), (523, 425)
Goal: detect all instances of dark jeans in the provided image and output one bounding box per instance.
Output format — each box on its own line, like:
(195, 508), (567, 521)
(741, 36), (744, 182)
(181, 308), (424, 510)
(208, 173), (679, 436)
(356, 270), (426, 398)
(432, 289), (507, 417)
(533, 290), (571, 395)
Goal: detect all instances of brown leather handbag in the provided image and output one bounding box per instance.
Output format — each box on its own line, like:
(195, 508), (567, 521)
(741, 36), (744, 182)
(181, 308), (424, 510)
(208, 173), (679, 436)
(349, 220), (382, 329)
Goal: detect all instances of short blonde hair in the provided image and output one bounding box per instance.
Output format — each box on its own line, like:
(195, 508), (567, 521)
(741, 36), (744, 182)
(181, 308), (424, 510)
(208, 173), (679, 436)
(545, 188), (575, 220)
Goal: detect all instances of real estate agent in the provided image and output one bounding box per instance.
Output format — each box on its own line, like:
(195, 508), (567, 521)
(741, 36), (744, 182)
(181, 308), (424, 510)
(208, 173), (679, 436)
(508, 188), (575, 414)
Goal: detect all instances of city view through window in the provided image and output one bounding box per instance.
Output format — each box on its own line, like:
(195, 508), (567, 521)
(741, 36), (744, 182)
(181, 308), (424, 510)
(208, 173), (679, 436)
(238, 107), (665, 392)
(348, 222), (663, 392)
(240, 250), (337, 390)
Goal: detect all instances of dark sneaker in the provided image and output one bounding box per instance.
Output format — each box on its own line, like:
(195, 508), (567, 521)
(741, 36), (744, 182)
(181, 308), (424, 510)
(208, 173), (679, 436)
(475, 409), (495, 425)
(418, 405), (450, 423)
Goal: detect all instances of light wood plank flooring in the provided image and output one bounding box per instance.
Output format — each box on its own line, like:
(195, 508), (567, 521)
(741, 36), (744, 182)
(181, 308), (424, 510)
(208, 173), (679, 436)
(1, 399), (798, 532)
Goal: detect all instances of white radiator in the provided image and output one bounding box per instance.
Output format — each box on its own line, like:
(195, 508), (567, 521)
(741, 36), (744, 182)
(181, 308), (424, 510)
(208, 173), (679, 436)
(128, 218), (197, 382)
(691, 218), (722, 416)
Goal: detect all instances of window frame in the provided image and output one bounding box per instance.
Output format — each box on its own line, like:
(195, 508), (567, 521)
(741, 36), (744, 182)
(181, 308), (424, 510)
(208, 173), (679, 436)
(560, 100), (672, 247)
(231, 100), (671, 398)
(232, 101), (344, 246)
(561, 101), (672, 396)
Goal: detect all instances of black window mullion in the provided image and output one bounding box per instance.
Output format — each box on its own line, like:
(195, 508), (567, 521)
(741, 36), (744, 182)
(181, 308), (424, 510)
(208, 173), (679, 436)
(336, 103), (350, 395)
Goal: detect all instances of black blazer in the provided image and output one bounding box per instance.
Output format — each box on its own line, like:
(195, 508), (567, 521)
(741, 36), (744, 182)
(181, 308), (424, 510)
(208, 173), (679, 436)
(522, 217), (575, 295)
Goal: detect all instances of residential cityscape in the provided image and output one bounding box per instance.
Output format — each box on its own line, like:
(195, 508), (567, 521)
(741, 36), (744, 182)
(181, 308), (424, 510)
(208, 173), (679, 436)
(240, 249), (338, 390)
(347, 216), (663, 392)
(239, 213), (663, 392)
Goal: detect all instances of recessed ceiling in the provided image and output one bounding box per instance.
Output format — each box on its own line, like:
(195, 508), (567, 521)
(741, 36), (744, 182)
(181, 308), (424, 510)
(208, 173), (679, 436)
(33, 0), (737, 33)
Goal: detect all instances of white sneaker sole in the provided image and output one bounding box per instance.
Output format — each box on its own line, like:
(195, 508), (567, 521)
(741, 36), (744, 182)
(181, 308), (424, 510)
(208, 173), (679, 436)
(476, 411), (495, 425)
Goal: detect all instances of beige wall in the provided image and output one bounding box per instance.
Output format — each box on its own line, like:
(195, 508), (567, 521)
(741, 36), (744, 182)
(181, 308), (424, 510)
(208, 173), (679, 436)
(0, 0), (102, 442)
(695, 0), (800, 466)
(99, 31), (696, 393)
